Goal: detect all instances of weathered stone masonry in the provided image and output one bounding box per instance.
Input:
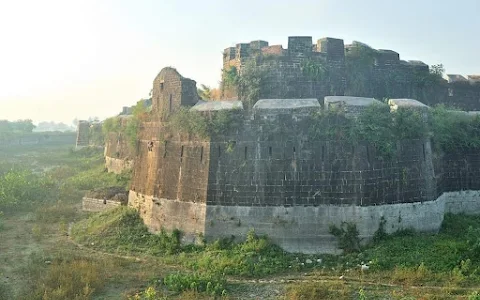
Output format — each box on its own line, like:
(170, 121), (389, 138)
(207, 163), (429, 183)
(223, 36), (480, 111)
(125, 38), (480, 252)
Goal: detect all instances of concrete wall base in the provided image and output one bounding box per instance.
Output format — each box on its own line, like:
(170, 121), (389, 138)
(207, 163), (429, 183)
(128, 190), (480, 254)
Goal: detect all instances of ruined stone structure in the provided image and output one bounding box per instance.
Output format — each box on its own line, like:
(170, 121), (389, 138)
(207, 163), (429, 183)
(75, 120), (91, 149)
(82, 187), (128, 212)
(126, 63), (480, 253)
(103, 116), (135, 174)
(223, 36), (480, 111)
(75, 121), (103, 149)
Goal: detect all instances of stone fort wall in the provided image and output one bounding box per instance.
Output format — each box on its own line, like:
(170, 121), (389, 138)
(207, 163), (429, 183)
(126, 51), (480, 253)
(223, 37), (480, 111)
(127, 76), (480, 253)
(103, 117), (136, 174)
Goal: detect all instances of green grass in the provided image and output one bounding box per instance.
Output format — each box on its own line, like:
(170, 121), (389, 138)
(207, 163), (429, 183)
(71, 207), (182, 255)
(364, 214), (480, 273)
(71, 207), (310, 279)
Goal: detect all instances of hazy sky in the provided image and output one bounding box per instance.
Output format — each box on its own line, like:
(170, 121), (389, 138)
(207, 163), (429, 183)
(0, 0), (479, 124)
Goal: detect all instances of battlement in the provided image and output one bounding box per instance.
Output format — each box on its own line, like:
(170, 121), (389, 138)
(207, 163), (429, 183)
(221, 36), (480, 111)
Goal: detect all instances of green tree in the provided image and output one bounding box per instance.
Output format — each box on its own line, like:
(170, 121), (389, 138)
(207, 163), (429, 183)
(198, 84), (212, 100)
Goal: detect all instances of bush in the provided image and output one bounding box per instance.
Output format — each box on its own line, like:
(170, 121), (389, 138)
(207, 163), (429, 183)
(168, 108), (243, 138)
(163, 272), (227, 296)
(469, 291), (480, 300)
(0, 169), (55, 207)
(329, 222), (361, 253)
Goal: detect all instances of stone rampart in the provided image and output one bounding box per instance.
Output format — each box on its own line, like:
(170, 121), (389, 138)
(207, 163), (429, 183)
(82, 197), (123, 212)
(222, 36), (480, 111)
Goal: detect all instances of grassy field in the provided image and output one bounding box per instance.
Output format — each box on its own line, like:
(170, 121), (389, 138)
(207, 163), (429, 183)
(1, 143), (480, 299)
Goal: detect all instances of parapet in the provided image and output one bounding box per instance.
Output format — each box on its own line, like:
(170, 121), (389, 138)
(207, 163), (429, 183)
(191, 100), (244, 112)
(253, 98), (320, 119)
(324, 96), (384, 116)
(388, 99), (430, 122)
(407, 60), (429, 73)
(254, 98), (319, 110)
(468, 75), (480, 84)
(447, 74), (468, 83)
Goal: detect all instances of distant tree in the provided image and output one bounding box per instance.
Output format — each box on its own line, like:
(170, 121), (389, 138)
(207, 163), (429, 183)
(198, 84), (212, 100)
(12, 120), (35, 133)
(430, 64), (445, 77)
(0, 120), (11, 133)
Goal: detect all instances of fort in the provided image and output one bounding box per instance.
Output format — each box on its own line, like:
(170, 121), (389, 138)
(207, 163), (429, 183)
(81, 36), (480, 253)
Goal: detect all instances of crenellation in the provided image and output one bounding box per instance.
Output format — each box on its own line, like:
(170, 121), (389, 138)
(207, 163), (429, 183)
(317, 37), (345, 61)
(249, 40), (269, 49)
(287, 36), (313, 56)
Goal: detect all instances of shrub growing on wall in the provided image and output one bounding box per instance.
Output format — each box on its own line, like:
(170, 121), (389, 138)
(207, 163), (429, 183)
(309, 103), (429, 159)
(237, 60), (266, 108)
(430, 105), (480, 152)
(168, 108), (243, 138)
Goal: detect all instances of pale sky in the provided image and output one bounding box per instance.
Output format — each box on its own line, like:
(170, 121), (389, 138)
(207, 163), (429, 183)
(0, 0), (479, 124)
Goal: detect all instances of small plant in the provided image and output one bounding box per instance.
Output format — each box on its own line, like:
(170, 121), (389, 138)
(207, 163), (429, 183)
(163, 272), (227, 296)
(358, 288), (367, 300)
(329, 222), (361, 253)
(301, 58), (327, 80)
(222, 66), (239, 88)
(469, 291), (480, 300)
(373, 216), (387, 242)
(285, 281), (350, 300)
(168, 107), (242, 138)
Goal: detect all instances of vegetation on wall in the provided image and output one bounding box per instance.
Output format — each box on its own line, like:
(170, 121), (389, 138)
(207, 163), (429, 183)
(310, 102), (480, 158)
(309, 103), (427, 159)
(413, 63), (445, 87)
(167, 107), (243, 138)
(197, 84), (221, 100)
(345, 42), (376, 96)
(237, 60), (266, 108)
(222, 66), (239, 91)
(88, 123), (104, 146)
(102, 99), (150, 151)
(300, 58), (328, 81)
(430, 105), (480, 152)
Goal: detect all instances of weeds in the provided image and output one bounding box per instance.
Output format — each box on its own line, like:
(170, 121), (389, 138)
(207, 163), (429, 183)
(163, 272), (227, 296)
(24, 257), (108, 299)
(285, 281), (350, 300)
(329, 222), (361, 253)
(71, 207), (182, 255)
